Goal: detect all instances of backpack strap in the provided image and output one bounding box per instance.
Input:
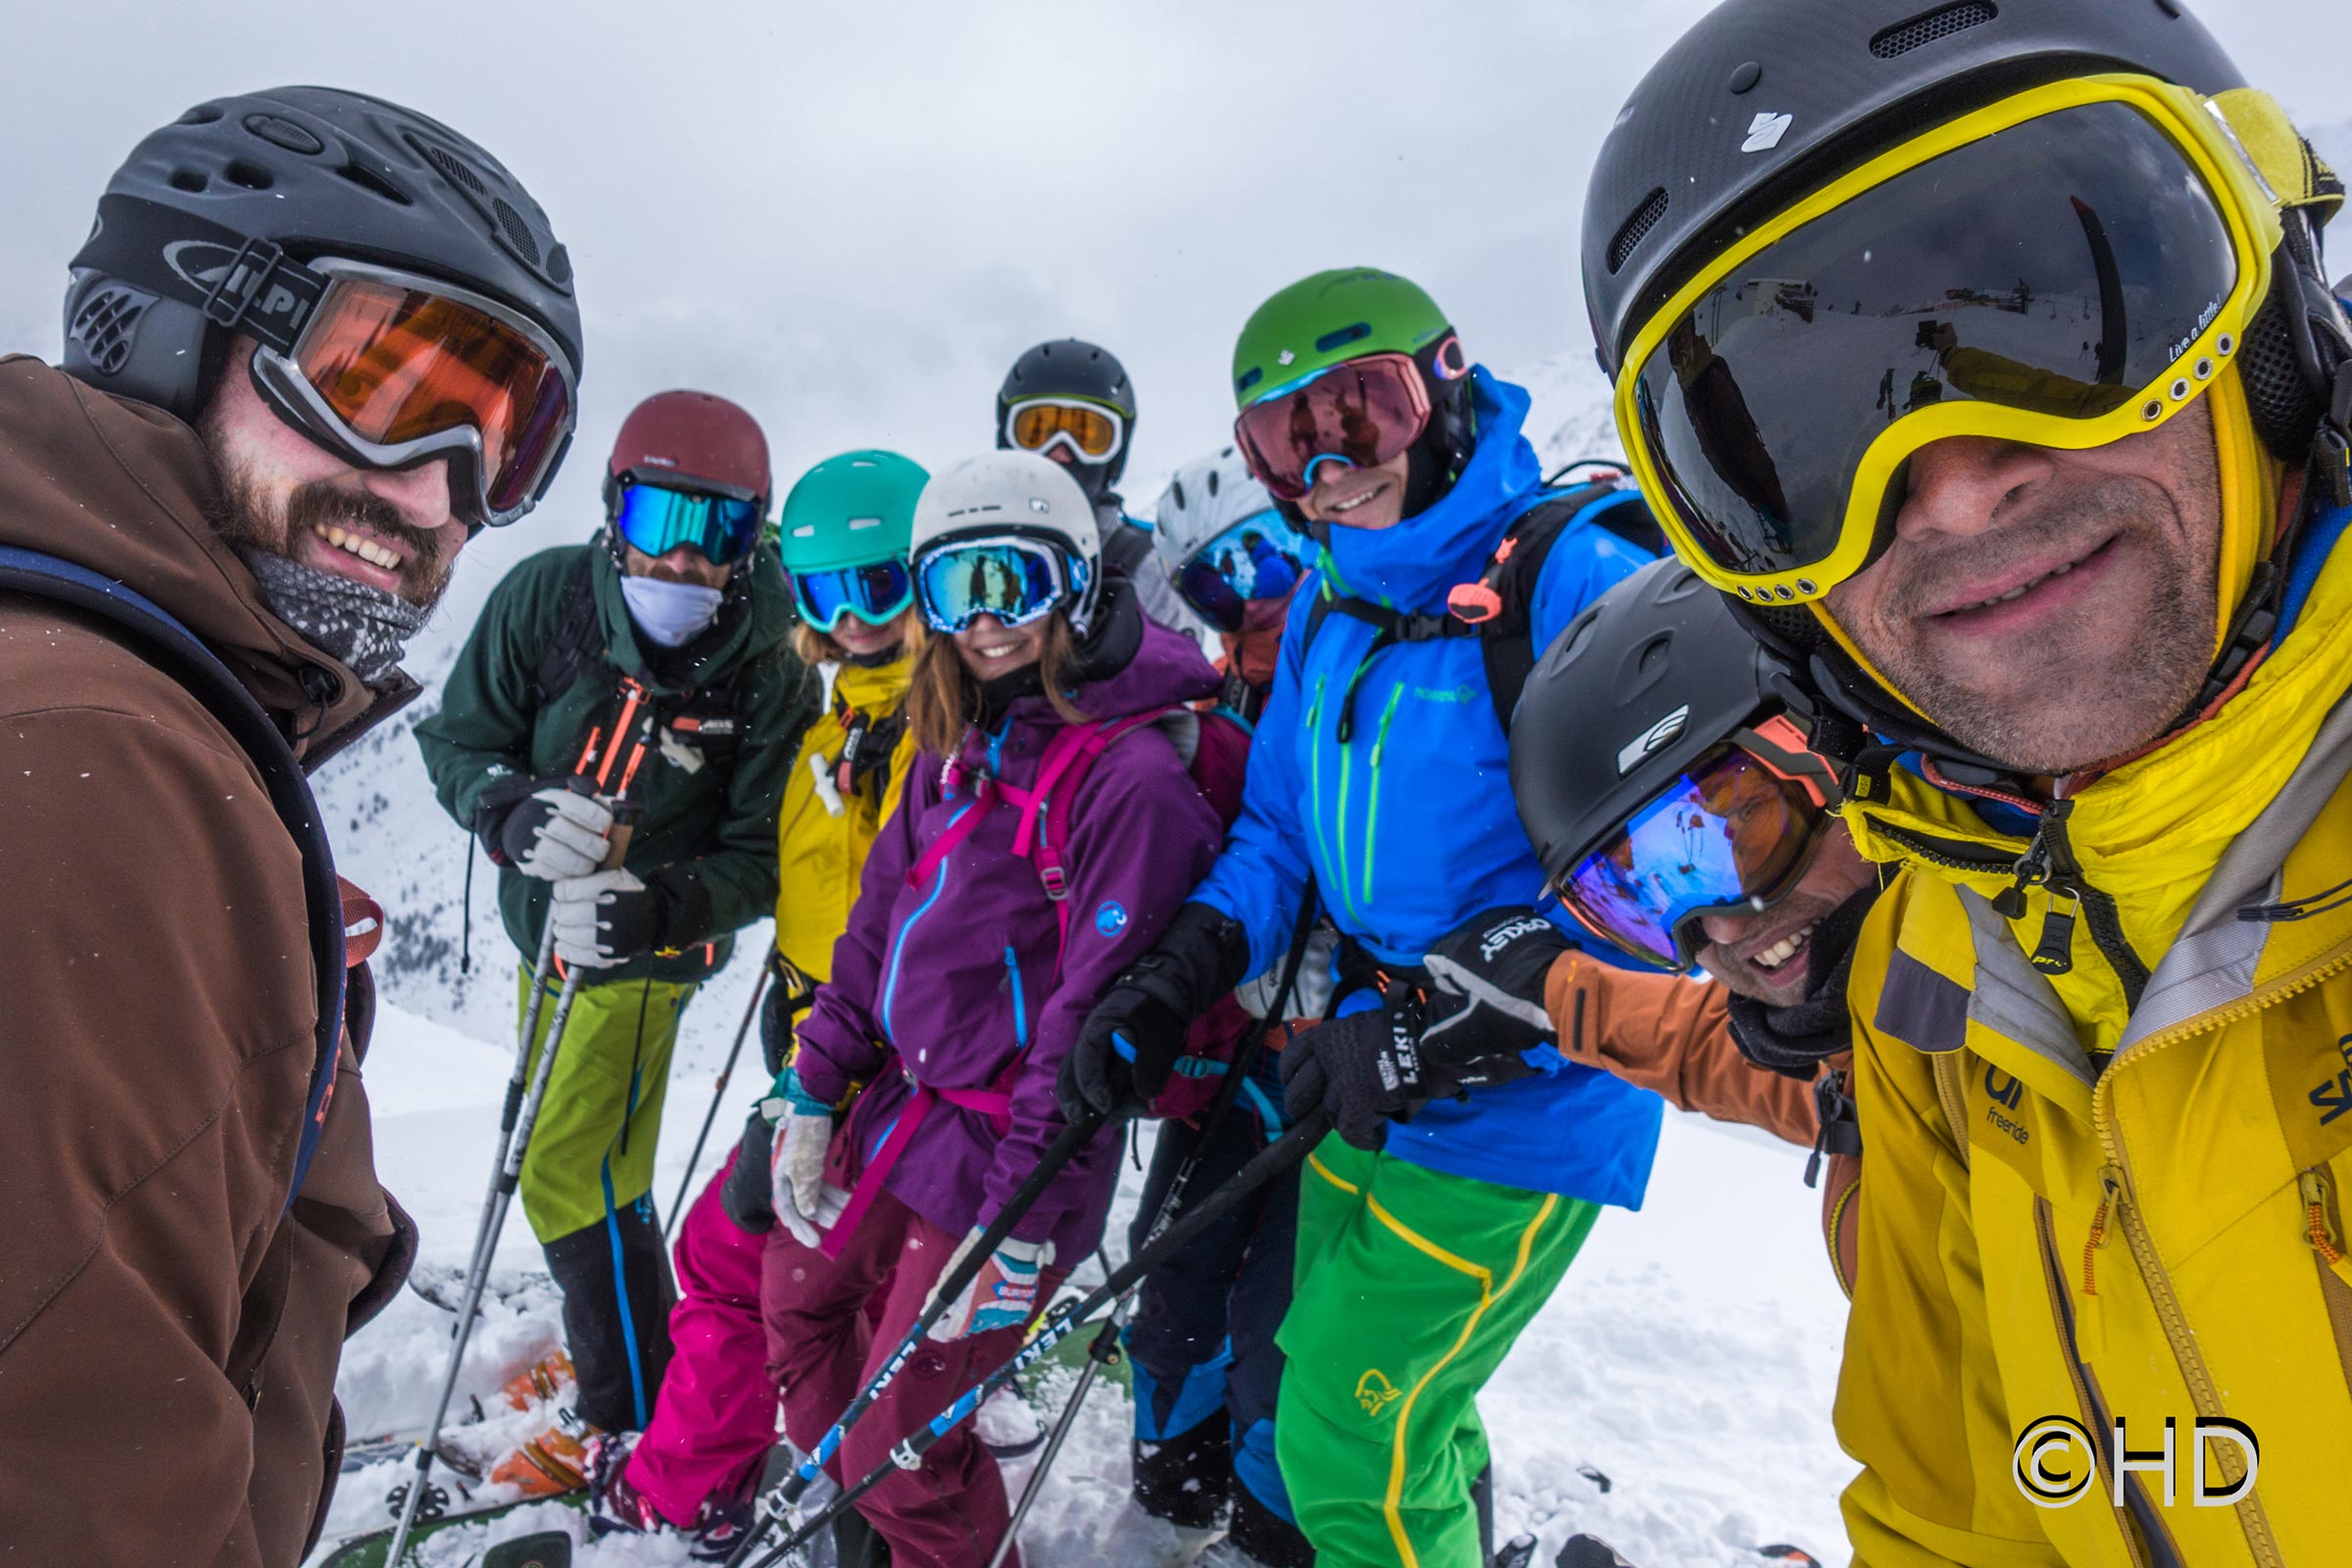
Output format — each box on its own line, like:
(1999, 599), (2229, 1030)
(0, 546), (345, 1212)
(532, 551), (605, 708)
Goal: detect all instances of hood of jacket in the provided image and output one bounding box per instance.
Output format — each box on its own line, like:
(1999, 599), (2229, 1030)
(591, 534), (797, 696)
(1318, 368), (1543, 614)
(1846, 500), (2352, 1059)
(0, 356), (396, 760)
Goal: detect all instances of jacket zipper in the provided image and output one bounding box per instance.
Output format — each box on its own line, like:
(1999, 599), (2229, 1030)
(2300, 1166), (2352, 1401)
(2092, 1139), (2285, 1565)
(2033, 1199), (2159, 1568)
(1004, 946), (1029, 1054)
(1361, 683), (1404, 910)
(1305, 677), (1358, 931)
(2002, 805), (2149, 1011)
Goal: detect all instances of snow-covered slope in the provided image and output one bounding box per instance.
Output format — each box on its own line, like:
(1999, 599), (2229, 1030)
(314, 360), (1860, 1566)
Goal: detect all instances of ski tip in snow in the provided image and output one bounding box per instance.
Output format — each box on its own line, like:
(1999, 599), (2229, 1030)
(479, 1530), (573, 1568)
(1574, 1462), (1613, 1494)
(1556, 1535), (1637, 1568)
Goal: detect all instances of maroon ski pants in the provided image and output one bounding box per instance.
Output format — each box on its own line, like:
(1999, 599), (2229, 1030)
(760, 1190), (1059, 1568)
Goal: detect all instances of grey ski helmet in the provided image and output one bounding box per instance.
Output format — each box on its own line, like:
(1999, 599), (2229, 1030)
(64, 86), (582, 519)
(1151, 445), (1275, 580)
(996, 338), (1136, 499)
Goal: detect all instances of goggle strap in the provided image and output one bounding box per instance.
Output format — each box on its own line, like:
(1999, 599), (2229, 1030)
(1731, 716), (1841, 810)
(74, 194), (327, 354)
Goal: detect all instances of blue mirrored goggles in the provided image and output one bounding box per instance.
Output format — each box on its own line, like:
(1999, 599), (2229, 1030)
(913, 536), (1082, 633)
(612, 478), (765, 565)
(1174, 511), (1311, 632)
(792, 561), (913, 630)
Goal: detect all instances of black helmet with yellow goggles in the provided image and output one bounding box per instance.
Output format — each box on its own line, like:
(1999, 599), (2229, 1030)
(1582, 0), (2352, 771)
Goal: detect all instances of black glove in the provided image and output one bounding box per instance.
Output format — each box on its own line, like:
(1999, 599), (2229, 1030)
(719, 1112), (776, 1233)
(1059, 903), (1251, 1120)
(1418, 907), (1568, 1083)
(475, 772), (613, 880)
(548, 868), (668, 968)
(1279, 991), (1440, 1152)
(1723, 887), (1878, 1078)
(759, 953), (817, 1078)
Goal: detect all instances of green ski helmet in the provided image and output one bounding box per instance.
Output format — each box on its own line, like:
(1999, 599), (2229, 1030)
(775, 449), (928, 628)
(1229, 267), (1478, 526)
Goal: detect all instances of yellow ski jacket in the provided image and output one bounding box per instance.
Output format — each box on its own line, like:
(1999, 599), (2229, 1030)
(1834, 520), (2352, 1566)
(772, 654), (918, 1001)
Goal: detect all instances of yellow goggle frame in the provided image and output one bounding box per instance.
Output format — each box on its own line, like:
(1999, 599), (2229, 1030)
(1611, 74), (2283, 606)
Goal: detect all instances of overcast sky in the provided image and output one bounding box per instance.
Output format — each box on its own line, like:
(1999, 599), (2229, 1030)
(2, 0), (2341, 631)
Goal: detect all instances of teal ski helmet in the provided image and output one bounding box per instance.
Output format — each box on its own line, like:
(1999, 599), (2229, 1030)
(776, 449), (927, 628)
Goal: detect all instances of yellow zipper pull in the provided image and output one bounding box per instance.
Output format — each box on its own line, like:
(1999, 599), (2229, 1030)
(2300, 1169), (2352, 1289)
(2079, 1169), (2123, 1359)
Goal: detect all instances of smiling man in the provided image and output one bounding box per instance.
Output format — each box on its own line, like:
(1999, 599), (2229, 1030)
(1065, 268), (1661, 1568)
(1586, 0), (2352, 1561)
(0, 88), (580, 1563)
(416, 389), (817, 1491)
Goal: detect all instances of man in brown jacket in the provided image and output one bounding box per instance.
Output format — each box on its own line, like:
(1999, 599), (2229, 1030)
(0, 88), (582, 1563)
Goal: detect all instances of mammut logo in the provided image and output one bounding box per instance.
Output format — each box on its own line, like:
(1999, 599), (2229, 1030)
(1355, 1369), (1402, 1419)
(2310, 1034), (2352, 1127)
(1616, 705), (1689, 776)
(1095, 901), (1129, 937)
(1741, 112), (1794, 153)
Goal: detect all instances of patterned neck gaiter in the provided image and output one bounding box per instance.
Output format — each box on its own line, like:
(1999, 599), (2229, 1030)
(236, 546), (431, 686)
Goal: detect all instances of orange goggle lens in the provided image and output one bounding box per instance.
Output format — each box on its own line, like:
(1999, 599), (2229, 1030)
(1007, 400), (1120, 459)
(293, 277), (572, 513)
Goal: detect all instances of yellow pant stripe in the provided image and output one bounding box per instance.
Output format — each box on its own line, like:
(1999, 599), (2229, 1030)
(1370, 1181), (1562, 1568)
(1307, 1151), (1361, 1197)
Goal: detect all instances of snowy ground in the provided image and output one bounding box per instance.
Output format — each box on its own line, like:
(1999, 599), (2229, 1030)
(318, 998), (1856, 1568)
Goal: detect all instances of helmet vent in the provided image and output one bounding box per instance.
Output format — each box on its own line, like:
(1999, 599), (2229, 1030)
(1869, 2), (1997, 60)
(492, 198), (541, 266)
(169, 169), (209, 194)
(336, 158), (414, 206)
(1606, 187), (1670, 275)
(418, 139), (489, 200)
(222, 160), (274, 191)
(68, 285), (150, 375)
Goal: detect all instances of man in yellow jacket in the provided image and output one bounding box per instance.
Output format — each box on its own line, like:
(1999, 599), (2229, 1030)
(1581, 1), (2352, 1562)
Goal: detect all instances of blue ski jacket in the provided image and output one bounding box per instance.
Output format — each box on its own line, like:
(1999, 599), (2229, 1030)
(1194, 368), (1664, 1206)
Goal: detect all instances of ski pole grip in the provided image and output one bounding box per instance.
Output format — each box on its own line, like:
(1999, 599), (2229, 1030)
(599, 802), (641, 871)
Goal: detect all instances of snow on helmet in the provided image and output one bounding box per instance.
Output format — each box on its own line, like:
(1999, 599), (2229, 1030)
(776, 450), (928, 573)
(1151, 446), (1274, 578)
(64, 86), (581, 429)
(910, 450), (1103, 634)
(996, 339), (1137, 498)
(604, 390), (772, 511)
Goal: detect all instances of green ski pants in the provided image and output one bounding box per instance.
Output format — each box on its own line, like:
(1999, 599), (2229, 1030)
(1275, 1134), (1601, 1568)
(513, 965), (696, 1244)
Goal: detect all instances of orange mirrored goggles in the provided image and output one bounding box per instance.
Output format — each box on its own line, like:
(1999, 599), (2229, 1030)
(252, 260), (576, 527)
(1004, 397), (1125, 463)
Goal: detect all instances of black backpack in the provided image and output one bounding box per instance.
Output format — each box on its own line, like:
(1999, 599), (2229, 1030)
(531, 552), (750, 755)
(1299, 475), (1663, 741)
(0, 546), (343, 1210)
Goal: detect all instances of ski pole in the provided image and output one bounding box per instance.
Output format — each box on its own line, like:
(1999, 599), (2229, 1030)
(386, 721), (651, 1567)
(721, 1109), (1106, 1568)
(744, 1109), (1333, 1568)
(989, 910), (1319, 1565)
(662, 962), (777, 1246)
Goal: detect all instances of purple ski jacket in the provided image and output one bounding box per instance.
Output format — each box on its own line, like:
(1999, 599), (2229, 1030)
(793, 594), (1225, 1261)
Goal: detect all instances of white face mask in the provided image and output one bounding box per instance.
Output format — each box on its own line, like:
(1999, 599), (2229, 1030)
(621, 573), (725, 648)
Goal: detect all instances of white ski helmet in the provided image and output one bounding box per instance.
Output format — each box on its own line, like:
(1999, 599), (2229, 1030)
(909, 450), (1104, 632)
(1152, 445), (1275, 578)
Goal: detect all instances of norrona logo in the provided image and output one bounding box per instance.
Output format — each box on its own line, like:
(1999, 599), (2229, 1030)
(1616, 705), (1690, 776)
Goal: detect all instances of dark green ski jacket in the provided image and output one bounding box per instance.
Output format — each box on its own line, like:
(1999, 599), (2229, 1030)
(416, 539), (818, 985)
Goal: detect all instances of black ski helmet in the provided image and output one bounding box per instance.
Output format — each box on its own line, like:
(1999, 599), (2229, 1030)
(1510, 558), (1808, 897)
(996, 338), (1137, 498)
(1580, 0), (2351, 777)
(64, 86), (582, 430)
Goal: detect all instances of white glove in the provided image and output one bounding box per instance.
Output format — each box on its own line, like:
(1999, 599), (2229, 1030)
(764, 1070), (850, 1249)
(500, 784), (613, 880)
(925, 1229), (1054, 1342)
(548, 867), (656, 968)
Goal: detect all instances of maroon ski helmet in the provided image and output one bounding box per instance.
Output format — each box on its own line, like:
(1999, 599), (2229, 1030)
(603, 389), (772, 512)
